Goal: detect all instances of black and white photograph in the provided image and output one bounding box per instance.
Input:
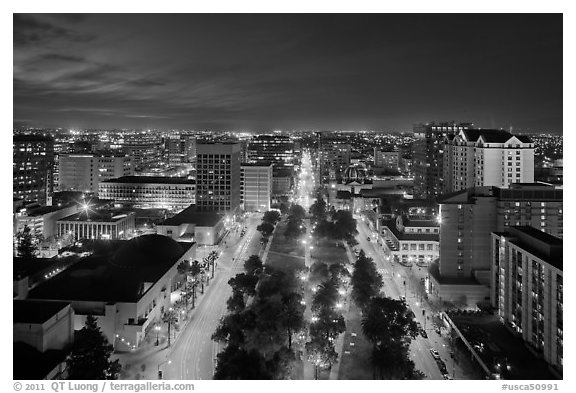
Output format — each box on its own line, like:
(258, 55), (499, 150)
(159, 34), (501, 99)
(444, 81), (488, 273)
(6, 2), (570, 390)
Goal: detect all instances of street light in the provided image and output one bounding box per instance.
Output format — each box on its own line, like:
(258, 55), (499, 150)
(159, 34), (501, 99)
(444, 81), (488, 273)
(158, 359), (172, 379)
(154, 325), (161, 346)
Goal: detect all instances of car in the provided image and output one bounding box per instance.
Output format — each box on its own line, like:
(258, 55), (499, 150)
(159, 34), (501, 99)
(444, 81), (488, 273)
(420, 328), (428, 338)
(429, 349), (440, 359)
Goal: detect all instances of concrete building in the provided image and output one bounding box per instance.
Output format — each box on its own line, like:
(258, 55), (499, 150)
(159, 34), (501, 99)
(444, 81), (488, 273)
(58, 152), (133, 194)
(121, 133), (162, 170)
(382, 216), (440, 266)
(166, 135), (182, 166)
(13, 300), (74, 380)
(429, 184), (563, 306)
(317, 133), (351, 183)
(248, 134), (294, 172)
(156, 205), (226, 245)
(491, 227), (562, 374)
(13, 134), (55, 205)
(412, 122), (472, 200)
(374, 149), (401, 170)
(27, 235), (196, 350)
(57, 210), (136, 240)
(443, 129), (534, 192)
(14, 204), (80, 240)
(98, 176), (196, 211)
(241, 164), (272, 212)
(196, 142), (241, 213)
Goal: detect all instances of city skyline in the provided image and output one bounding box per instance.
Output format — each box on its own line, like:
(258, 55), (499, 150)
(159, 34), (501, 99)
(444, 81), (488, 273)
(14, 14), (562, 133)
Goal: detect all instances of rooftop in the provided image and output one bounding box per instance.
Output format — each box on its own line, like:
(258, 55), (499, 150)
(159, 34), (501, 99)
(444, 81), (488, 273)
(13, 342), (67, 380)
(58, 209), (134, 223)
(102, 176), (195, 185)
(382, 219), (439, 241)
(28, 235), (192, 303)
(159, 205), (224, 227)
(13, 300), (70, 324)
(505, 226), (563, 270)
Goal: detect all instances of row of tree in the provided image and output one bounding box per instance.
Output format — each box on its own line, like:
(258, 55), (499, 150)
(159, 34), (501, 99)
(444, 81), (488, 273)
(256, 210), (282, 239)
(305, 263), (349, 379)
(212, 254), (306, 379)
(350, 250), (423, 379)
(284, 204), (306, 240)
(309, 194), (358, 246)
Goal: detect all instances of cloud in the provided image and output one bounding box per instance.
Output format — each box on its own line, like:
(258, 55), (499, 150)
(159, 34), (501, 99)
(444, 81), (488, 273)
(13, 14), (93, 47)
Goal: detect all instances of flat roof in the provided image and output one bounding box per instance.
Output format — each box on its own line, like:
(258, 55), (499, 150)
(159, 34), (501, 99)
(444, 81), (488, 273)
(24, 204), (74, 216)
(28, 236), (193, 303)
(58, 209), (134, 223)
(160, 205), (224, 227)
(13, 342), (67, 380)
(382, 219), (439, 241)
(102, 176), (195, 185)
(13, 300), (70, 324)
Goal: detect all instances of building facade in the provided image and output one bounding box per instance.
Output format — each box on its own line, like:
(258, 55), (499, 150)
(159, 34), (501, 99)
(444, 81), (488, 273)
(13, 134), (55, 205)
(443, 129), (534, 192)
(121, 133), (162, 170)
(241, 164), (272, 212)
(58, 152), (133, 194)
(98, 176), (196, 210)
(57, 210), (136, 240)
(196, 143), (241, 213)
(374, 149), (401, 170)
(490, 227), (562, 373)
(248, 134), (294, 172)
(382, 216), (440, 266)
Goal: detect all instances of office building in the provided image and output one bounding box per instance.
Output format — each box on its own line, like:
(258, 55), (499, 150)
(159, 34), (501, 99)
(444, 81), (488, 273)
(374, 149), (401, 170)
(58, 152), (133, 194)
(121, 133), (162, 170)
(429, 184), (563, 305)
(248, 134), (294, 172)
(412, 122), (472, 200)
(196, 142), (241, 213)
(241, 164), (273, 212)
(181, 134), (197, 163)
(317, 133), (351, 182)
(491, 227), (562, 373)
(166, 135), (182, 166)
(98, 176), (196, 210)
(14, 204), (80, 240)
(443, 129), (534, 192)
(13, 134), (55, 205)
(56, 209), (136, 240)
(382, 216), (440, 266)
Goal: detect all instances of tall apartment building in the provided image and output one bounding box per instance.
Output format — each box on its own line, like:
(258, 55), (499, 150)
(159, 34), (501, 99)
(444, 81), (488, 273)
(373, 149), (401, 170)
(121, 133), (162, 170)
(196, 142), (241, 214)
(443, 129), (534, 193)
(491, 227), (562, 373)
(317, 133), (351, 182)
(430, 183), (562, 305)
(59, 152), (133, 194)
(248, 135), (294, 172)
(241, 164), (272, 212)
(412, 122), (472, 200)
(13, 134), (55, 205)
(98, 176), (195, 210)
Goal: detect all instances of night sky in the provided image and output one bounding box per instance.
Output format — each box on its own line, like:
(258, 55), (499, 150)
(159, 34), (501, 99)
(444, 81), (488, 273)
(13, 14), (563, 133)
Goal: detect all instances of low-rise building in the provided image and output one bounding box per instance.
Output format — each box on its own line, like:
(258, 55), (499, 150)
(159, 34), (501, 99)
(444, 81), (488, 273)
(156, 205), (225, 245)
(57, 209), (136, 240)
(382, 216), (439, 266)
(490, 227), (562, 374)
(98, 176), (195, 211)
(27, 235), (196, 350)
(14, 204), (80, 240)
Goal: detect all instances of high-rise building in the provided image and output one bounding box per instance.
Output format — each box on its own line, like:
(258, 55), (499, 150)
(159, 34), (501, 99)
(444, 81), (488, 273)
(181, 134), (197, 163)
(13, 134), (55, 205)
(59, 152), (133, 194)
(412, 122), (472, 200)
(166, 135), (182, 166)
(121, 133), (162, 170)
(98, 176), (195, 210)
(429, 184), (563, 305)
(317, 133), (351, 182)
(196, 142), (241, 214)
(491, 227), (562, 373)
(443, 129), (534, 192)
(241, 164), (272, 212)
(248, 135), (294, 172)
(373, 149), (401, 170)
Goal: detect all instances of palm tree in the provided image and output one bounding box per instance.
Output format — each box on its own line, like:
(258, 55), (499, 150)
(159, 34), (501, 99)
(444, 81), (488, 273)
(162, 308), (178, 346)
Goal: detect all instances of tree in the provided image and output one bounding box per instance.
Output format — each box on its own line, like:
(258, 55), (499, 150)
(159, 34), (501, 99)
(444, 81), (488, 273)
(162, 308), (178, 346)
(212, 310), (257, 347)
(279, 292), (306, 349)
(361, 296), (419, 379)
(228, 273), (259, 298)
(257, 222), (275, 238)
(305, 335), (338, 379)
(311, 279), (339, 313)
(16, 225), (37, 260)
(310, 307), (346, 341)
(243, 255), (263, 276)
(67, 315), (121, 380)
(227, 289), (246, 313)
(309, 261), (330, 284)
(262, 210), (281, 225)
(284, 217), (305, 239)
(266, 346), (296, 380)
(214, 345), (272, 380)
(288, 204), (306, 221)
(351, 251), (383, 310)
(309, 195), (327, 221)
